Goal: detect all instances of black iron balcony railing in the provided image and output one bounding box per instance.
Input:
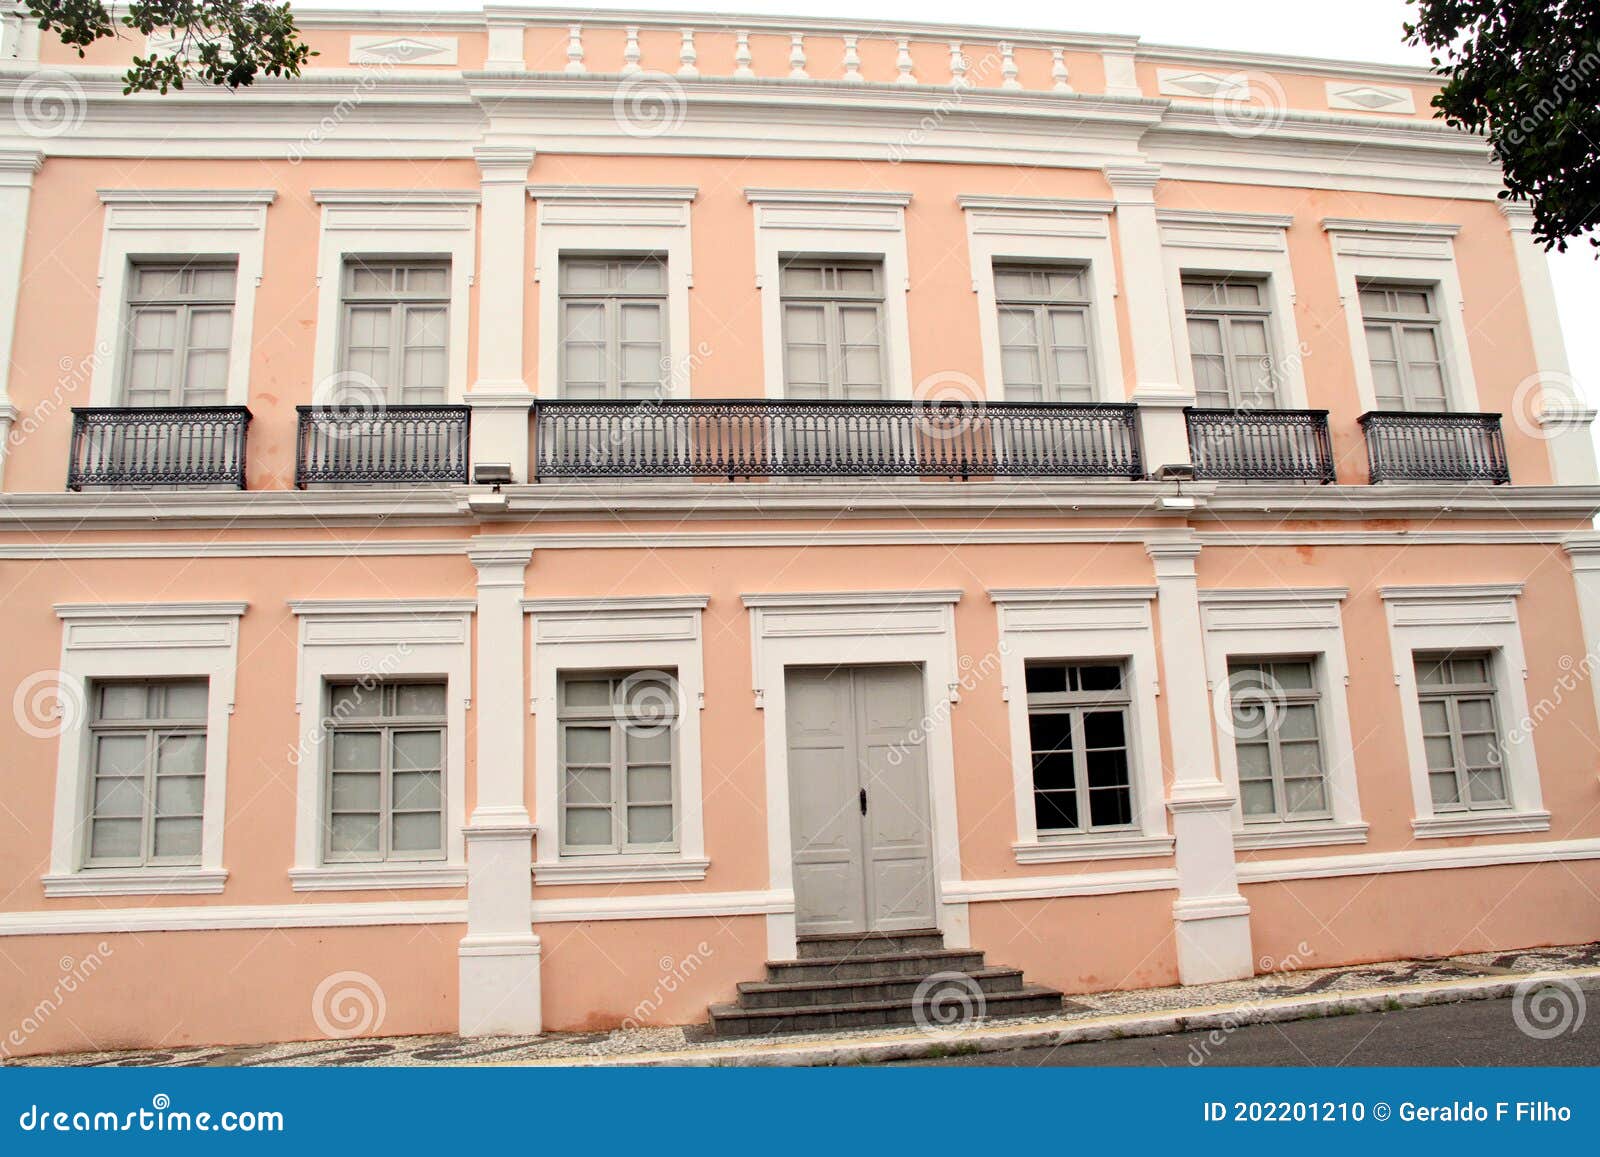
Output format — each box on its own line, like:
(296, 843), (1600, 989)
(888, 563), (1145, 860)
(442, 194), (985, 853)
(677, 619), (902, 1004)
(1359, 411), (1509, 484)
(67, 406), (251, 490)
(1185, 408), (1336, 483)
(295, 405), (471, 487)
(532, 399), (1143, 481)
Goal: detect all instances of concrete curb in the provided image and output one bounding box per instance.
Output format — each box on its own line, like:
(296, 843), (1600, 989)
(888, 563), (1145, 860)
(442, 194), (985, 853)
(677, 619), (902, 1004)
(530, 966), (1600, 1067)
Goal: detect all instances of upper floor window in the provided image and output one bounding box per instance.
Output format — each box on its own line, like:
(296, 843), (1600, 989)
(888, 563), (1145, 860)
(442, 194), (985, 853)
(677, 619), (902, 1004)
(121, 261), (237, 408)
(780, 260), (885, 401)
(1024, 661), (1134, 834)
(323, 681), (447, 863)
(994, 264), (1095, 403)
(84, 679), (209, 867)
(559, 256), (668, 400)
(559, 670), (678, 855)
(1415, 653), (1508, 812)
(339, 260), (449, 404)
(1227, 659), (1329, 822)
(1183, 276), (1276, 408)
(1360, 283), (1448, 412)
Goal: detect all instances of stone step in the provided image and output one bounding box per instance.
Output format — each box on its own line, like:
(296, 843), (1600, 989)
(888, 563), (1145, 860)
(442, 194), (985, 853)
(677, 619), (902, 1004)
(708, 983), (1065, 1037)
(794, 928), (946, 960)
(736, 965), (1026, 1010)
(765, 948), (988, 985)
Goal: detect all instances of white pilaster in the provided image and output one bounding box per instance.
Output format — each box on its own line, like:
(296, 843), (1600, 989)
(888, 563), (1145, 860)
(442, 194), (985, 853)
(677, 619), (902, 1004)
(0, 149), (41, 486)
(1107, 164), (1192, 476)
(484, 16), (526, 71)
(1147, 537), (1253, 985)
(1563, 534), (1600, 738)
(1501, 202), (1598, 484)
(459, 546), (540, 1036)
(469, 146), (535, 483)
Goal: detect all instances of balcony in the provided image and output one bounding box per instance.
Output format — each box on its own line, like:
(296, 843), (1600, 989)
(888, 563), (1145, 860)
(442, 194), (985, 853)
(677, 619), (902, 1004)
(1184, 408), (1336, 483)
(531, 399), (1143, 481)
(1359, 411), (1510, 484)
(295, 405), (471, 488)
(67, 407), (251, 490)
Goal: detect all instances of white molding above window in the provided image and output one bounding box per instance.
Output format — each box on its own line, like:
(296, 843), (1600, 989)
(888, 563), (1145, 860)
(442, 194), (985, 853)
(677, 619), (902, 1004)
(988, 587), (1170, 859)
(287, 598), (474, 887)
(1322, 217), (1479, 412)
(45, 601), (246, 896)
(525, 595), (709, 883)
(958, 195), (1125, 403)
(745, 188), (915, 400)
(90, 189), (275, 406)
(1380, 583), (1547, 836)
(309, 189), (478, 403)
(528, 185), (697, 400)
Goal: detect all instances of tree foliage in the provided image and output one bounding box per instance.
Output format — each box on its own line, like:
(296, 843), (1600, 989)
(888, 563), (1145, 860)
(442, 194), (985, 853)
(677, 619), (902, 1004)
(25, 0), (313, 94)
(1407, 0), (1600, 251)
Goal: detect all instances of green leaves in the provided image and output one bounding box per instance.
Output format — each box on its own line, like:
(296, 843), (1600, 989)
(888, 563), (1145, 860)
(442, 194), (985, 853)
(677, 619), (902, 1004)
(24, 0), (314, 94)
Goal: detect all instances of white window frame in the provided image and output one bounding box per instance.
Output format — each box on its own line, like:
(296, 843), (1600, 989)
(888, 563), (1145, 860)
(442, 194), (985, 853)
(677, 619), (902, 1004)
(526, 596), (709, 884)
(1322, 218), (1480, 413)
(45, 602), (245, 897)
(1198, 588), (1367, 849)
(287, 599), (473, 890)
(1157, 209), (1308, 408)
(991, 262), (1098, 403)
(529, 186), (696, 400)
(989, 587), (1173, 863)
(555, 669), (681, 856)
(959, 195), (1125, 403)
(119, 260), (240, 407)
(778, 258), (888, 400)
(748, 189), (915, 401)
(310, 190), (478, 404)
(1381, 584), (1548, 838)
(555, 254), (671, 399)
(90, 190), (274, 406)
(1357, 281), (1452, 412)
(336, 258), (453, 404)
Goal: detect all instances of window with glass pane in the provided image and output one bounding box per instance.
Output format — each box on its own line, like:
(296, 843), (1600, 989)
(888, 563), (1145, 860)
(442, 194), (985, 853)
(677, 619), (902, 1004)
(993, 264), (1096, 403)
(84, 680), (209, 867)
(323, 681), (447, 863)
(558, 257), (668, 400)
(121, 262), (237, 407)
(338, 260), (450, 404)
(1024, 662), (1134, 834)
(779, 260), (886, 401)
(1360, 283), (1449, 412)
(1182, 277), (1277, 408)
(1414, 653), (1508, 812)
(1227, 659), (1330, 822)
(558, 671), (678, 854)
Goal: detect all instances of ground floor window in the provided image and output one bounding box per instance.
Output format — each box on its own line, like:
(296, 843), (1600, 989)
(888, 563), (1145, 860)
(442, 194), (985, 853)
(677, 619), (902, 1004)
(85, 679), (209, 867)
(1227, 658), (1330, 822)
(1024, 661), (1134, 833)
(323, 681), (447, 862)
(1415, 652), (1508, 812)
(558, 670), (679, 854)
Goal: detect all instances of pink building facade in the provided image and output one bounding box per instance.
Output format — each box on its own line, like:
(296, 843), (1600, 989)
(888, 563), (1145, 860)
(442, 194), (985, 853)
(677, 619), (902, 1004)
(1, 6), (1599, 1055)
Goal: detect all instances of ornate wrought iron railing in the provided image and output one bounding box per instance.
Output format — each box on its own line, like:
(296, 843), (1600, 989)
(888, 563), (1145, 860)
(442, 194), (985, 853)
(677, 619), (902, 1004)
(1359, 411), (1509, 484)
(531, 399), (1143, 480)
(1185, 408), (1336, 483)
(295, 405), (471, 487)
(67, 406), (251, 490)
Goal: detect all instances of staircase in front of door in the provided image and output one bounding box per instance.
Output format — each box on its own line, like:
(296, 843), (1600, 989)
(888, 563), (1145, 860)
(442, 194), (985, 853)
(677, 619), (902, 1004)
(708, 928), (1065, 1037)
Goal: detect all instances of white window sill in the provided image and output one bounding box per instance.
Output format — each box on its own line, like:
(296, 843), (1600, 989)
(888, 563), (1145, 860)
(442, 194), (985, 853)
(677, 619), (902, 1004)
(1234, 821), (1370, 850)
(1012, 833), (1175, 864)
(42, 868), (229, 897)
(289, 864), (467, 892)
(1412, 811), (1552, 839)
(532, 856), (710, 885)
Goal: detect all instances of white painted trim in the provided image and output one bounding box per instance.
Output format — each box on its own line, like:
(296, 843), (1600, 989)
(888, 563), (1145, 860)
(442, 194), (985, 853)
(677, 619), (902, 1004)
(89, 189), (275, 406)
(48, 602), (245, 883)
(531, 857), (710, 884)
(288, 598), (474, 879)
(988, 587), (1170, 853)
(942, 867), (1178, 903)
(1232, 821), (1369, 850)
(288, 865), (469, 891)
(958, 195), (1126, 403)
(745, 188), (916, 400)
(0, 147), (41, 475)
(528, 184), (697, 400)
(40, 868), (228, 897)
(1411, 811), (1551, 839)
(1237, 836), (1600, 883)
(531, 887), (792, 923)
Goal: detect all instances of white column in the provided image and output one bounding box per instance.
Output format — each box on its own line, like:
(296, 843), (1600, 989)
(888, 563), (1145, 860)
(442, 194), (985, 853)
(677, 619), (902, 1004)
(1106, 163), (1191, 476)
(459, 546), (540, 1036)
(1501, 202), (1598, 484)
(0, 149), (41, 486)
(1563, 534), (1600, 734)
(1148, 537), (1254, 985)
(468, 146), (535, 483)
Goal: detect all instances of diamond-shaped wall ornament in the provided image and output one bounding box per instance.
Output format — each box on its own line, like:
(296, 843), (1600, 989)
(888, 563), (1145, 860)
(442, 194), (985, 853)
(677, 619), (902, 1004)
(1157, 68), (1250, 100)
(349, 35), (459, 66)
(1325, 81), (1416, 114)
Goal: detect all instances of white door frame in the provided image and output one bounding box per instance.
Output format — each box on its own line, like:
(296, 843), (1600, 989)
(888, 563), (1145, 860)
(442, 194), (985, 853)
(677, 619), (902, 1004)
(744, 590), (965, 960)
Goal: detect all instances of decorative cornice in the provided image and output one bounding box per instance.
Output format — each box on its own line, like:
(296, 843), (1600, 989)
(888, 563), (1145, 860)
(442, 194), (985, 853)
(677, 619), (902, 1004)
(286, 598), (475, 616)
(312, 188), (480, 205)
(742, 589), (962, 608)
(522, 595), (709, 613)
(988, 586), (1157, 604)
(744, 187), (913, 207)
(1197, 587), (1350, 604)
(1155, 208), (1295, 231)
(97, 188), (277, 206)
(529, 184), (698, 202)
(1321, 216), (1461, 237)
(1102, 162), (1162, 190)
(1378, 582), (1524, 603)
(54, 601), (248, 619)
(956, 193), (1116, 216)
